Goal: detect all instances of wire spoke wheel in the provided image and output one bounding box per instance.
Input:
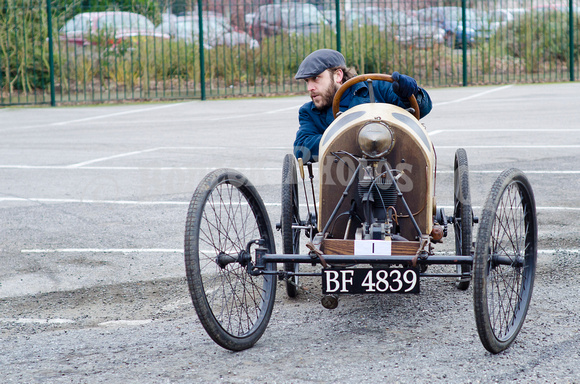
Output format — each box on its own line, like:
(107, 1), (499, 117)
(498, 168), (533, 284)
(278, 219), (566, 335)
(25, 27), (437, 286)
(474, 168), (537, 353)
(184, 169), (276, 351)
(281, 154), (301, 297)
(454, 148), (473, 290)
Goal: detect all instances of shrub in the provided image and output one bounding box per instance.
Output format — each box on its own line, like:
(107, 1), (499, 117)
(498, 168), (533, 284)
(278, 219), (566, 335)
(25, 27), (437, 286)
(505, 10), (580, 72)
(0, 0), (50, 92)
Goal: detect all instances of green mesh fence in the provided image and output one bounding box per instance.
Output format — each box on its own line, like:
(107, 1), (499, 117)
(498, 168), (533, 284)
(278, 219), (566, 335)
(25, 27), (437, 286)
(0, 0), (578, 106)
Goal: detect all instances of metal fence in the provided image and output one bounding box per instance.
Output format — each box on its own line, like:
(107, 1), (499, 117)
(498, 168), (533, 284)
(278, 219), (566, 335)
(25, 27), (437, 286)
(1, 0), (578, 106)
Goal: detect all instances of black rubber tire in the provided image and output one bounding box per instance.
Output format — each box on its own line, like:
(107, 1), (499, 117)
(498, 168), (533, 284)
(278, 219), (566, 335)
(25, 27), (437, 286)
(473, 168), (537, 354)
(184, 169), (277, 351)
(281, 154), (301, 298)
(454, 148), (473, 290)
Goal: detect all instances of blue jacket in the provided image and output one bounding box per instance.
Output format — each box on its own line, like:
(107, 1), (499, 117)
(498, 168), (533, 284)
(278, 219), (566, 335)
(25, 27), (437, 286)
(293, 81), (432, 163)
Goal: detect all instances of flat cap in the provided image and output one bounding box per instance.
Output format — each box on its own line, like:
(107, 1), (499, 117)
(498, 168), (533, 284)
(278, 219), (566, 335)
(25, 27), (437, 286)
(295, 49), (346, 80)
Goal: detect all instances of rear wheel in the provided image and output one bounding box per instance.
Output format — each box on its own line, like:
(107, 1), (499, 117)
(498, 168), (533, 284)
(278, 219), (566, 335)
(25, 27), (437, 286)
(454, 148), (473, 290)
(473, 169), (537, 354)
(281, 154), (301, 298)
(184, 169), (277, 351)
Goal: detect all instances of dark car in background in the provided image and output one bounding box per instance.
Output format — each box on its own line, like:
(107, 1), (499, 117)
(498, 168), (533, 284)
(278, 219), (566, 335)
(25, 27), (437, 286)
(367, 8), (445, 48)
(251, 2), (330, 41)
(415, 6), (492, 48)
(395, 17), (446, 49)
(322, 7), (444, 49)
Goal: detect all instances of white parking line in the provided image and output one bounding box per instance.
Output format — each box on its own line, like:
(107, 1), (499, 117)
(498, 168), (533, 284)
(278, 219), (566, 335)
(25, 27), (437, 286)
(3, 198), (580, 211)
(535, 207), (580, 211)
(209, 105), (302, 121)
(435, 170), (580, 174)
(436, 145), (580, 149)
(439, 205), (580, 211)
(433, 85), (514, 106)
(0, 198), (283, 208)
(432, 128), (580, 132)
(0, 197), (189, 205)
(429, 128), (580, 136)
(0, 198), (279, 206)
(1, 141), (578, 170)
(0, 165), (579, 173)
(66, 146), (290, 168)
(0, 165), (283, 170)
(67, 146), (236, 167)
(51, 102), (196, 126)
(0, 101), (197, 133)
(68, 147), (166, 168)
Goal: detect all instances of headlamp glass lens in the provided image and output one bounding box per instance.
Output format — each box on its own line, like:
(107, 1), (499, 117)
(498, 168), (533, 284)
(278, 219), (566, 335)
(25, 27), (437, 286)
(358, 122), (394, 158)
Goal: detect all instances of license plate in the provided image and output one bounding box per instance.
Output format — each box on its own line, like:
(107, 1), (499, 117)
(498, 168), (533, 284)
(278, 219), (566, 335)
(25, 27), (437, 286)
(322, 267), (420, 294)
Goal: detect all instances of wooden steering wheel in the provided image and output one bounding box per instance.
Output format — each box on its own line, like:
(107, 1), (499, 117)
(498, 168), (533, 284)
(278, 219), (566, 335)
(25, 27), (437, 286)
(332, 73), (421, 120)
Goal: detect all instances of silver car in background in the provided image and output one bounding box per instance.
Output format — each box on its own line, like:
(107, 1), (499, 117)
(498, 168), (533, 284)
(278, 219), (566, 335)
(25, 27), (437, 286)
(156, 12), (259, 49)
(59, 11), (169, 47)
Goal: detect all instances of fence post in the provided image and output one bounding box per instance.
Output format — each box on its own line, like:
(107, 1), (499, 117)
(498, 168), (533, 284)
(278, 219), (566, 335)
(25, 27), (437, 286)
(46, 0), (55, 106)
(197, 0), (206, 100)
(462, 0), (467, 86)
(570, 0), (575, 81)
(335, 0), (341, 53)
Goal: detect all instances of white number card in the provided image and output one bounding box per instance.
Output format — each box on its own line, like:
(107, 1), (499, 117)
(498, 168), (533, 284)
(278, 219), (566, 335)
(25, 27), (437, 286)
(354, 240), (391, 255)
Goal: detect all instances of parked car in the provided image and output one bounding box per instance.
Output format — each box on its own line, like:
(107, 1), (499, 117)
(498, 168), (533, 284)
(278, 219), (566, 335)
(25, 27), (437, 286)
(487, 9), (515, 30)
(245, 12), (257, 26)
(375, 8), (415, 28)
(342, 7), (444, 48)
(155, 12), (259, 49)
(395, 16), (446, 48)
(344, 9), (366, 29)
(320, 8), (376, 30)
(487, 8), (526, 29)
(251, 2), (330, 41)
(533, 4), (569, 13)
(59, 11), (169, 47)
(415, 7), (492, 48)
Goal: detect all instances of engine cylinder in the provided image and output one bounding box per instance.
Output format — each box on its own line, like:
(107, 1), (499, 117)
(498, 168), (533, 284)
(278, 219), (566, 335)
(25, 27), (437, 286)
(358, 177), (397, 208)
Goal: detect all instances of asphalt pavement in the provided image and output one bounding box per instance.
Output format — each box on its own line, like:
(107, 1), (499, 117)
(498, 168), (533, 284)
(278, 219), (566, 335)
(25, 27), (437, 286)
(1, 82), (579, 383)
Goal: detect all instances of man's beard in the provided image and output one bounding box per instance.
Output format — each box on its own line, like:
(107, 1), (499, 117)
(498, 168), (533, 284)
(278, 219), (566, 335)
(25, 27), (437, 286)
(311, 82), (340, 110)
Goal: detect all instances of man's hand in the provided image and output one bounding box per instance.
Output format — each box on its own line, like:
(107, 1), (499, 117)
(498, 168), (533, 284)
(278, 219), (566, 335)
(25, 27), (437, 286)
(392, 72), (418, 99)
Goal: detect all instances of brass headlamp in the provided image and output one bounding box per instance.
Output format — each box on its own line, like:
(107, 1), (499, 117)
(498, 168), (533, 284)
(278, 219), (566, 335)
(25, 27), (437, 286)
(357, 121), (395, 158)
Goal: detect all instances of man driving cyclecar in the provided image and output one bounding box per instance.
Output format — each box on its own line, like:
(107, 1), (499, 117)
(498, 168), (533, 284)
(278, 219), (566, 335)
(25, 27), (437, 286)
(293, 49), (433, 163)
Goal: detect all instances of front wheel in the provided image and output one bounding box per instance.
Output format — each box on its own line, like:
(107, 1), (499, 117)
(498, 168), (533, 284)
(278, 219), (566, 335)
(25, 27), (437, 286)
(184, 169), (277, 351)
(473, 169), (537, 354)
